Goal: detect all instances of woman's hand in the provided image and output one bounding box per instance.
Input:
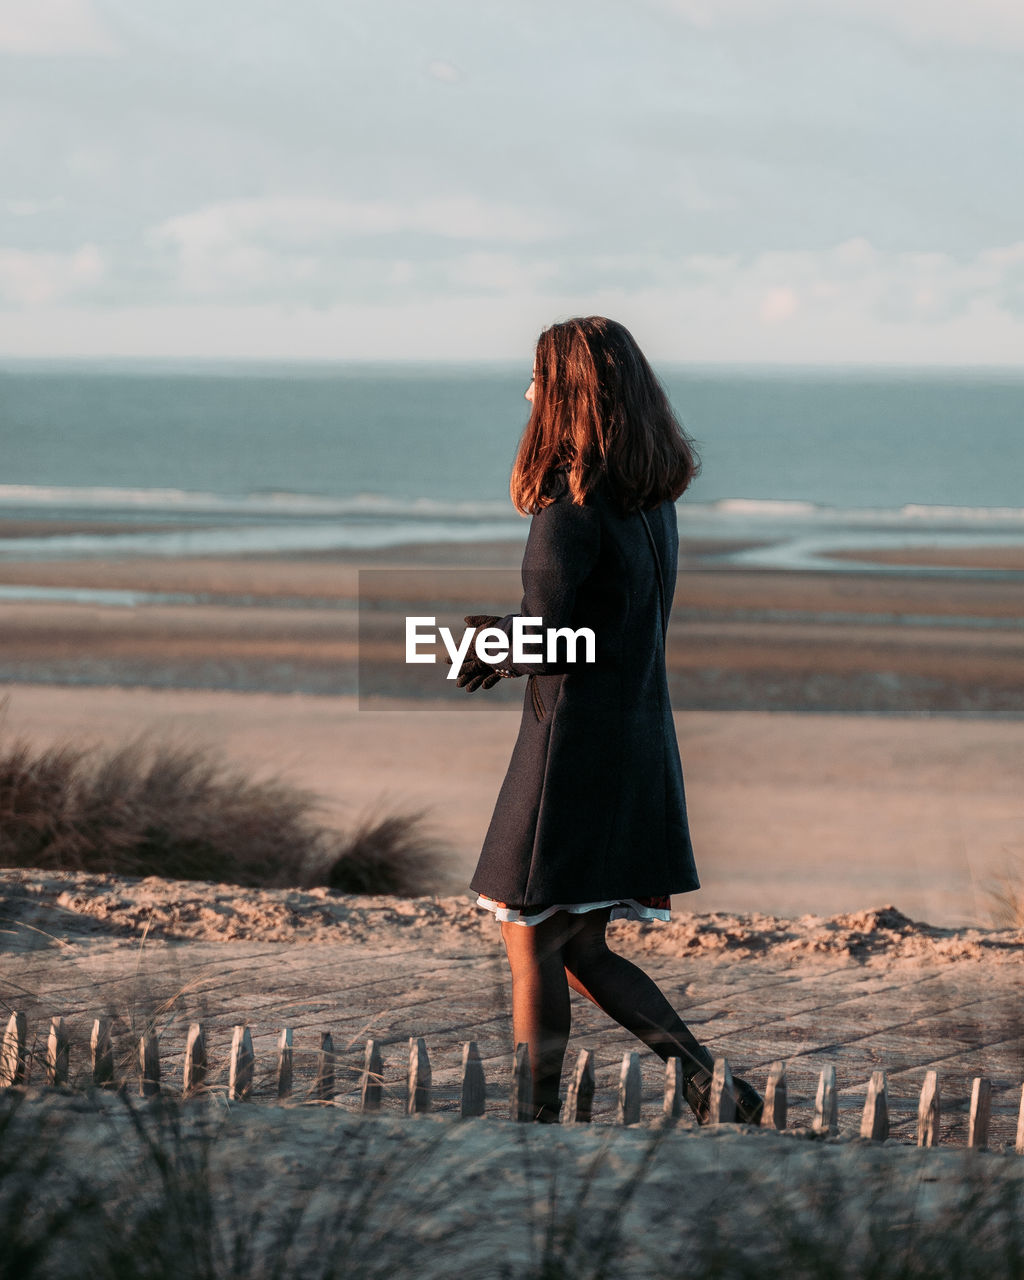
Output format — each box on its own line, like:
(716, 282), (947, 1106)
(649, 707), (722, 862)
(448, 613), (507, 691)
(456, 659), (503, 692)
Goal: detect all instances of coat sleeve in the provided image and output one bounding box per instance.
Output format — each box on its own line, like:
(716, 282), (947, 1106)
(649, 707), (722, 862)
(486, 498), (601, 676)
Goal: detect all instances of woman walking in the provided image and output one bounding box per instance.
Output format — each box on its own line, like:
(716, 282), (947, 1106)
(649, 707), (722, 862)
(457, 316), (762, 1126)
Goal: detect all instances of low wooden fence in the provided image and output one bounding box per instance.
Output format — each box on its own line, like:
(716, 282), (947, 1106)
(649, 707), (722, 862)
(3, 1011), (1024, 1151)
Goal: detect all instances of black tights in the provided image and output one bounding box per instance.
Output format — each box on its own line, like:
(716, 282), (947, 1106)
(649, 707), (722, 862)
(499, 907), (711, 1117)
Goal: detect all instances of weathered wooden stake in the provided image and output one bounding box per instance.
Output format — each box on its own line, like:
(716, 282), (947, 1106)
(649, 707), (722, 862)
(860, 1070), (889, 1141)
(565, 1049), (595, 1124)
(967, 1077), (991, 1149)
(229, 1025), (254, 1101)
(183, 1024), (206, 1097)
(32, 1013), (1024, 1154)
(313, 1031), (336, 1101)
(361, 1039), (383, 1113)
(91, 1018), (114, 1088)
(663, 1057), (684, 1120)
(277, 1028), (293, 1099)
(407, 1036), (431, 1114)
(1, 1012), (28, 1086)
(460, 1040), (485, 1118)
(708, 1058), (736, 1124)
(763, 1061), (787, 1131)
(1016, 1083), (1024, 1156)
(139, 1032), (160, 1097)
(814, 1064), (838, 1136)
(45, 1016), (69, 1086)
(510, 1042), (533, 1122)
(916, 1070), (940, 1147)
(617, 1051), (642, 1125)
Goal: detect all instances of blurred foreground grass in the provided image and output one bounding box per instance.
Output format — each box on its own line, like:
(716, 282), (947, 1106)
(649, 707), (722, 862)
(3, 1088), (1024, 1280)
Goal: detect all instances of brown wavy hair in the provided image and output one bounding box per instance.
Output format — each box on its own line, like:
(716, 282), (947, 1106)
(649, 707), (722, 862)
(510, 316), (700, 515)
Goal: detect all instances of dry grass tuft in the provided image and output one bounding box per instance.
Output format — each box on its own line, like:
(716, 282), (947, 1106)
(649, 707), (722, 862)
(982, 855), (1024, 930)
(312, 810), (441, 896)
(0, 727), (447, 896)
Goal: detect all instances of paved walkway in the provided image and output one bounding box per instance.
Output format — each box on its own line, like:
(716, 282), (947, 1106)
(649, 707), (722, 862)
(5, 933), (1022, 1148)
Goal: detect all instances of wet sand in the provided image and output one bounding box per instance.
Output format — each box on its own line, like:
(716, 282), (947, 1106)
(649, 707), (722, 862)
(1, 540), (1022, 712)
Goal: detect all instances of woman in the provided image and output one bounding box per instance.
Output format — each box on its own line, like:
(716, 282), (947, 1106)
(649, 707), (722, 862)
(457, 316), (762, 1126)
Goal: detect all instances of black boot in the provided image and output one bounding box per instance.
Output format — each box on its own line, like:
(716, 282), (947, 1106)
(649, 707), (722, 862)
(681, 1047), (763, 1126)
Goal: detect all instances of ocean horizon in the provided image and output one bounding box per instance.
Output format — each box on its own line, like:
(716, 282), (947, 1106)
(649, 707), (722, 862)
(3, 360), (1024, 577)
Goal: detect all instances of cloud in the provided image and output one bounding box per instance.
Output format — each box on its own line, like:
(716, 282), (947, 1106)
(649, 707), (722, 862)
(661, 238), (1024, 330)
(760, 287), (799, 324)
(8, 226), (1024, 363)
(0, 244), (103, 305)
(151, 195), (554, 256)
(426, 59), (463, 84)
(5, 236), (1024, 363)
(2, 197), (65, 217)
(652, 0), (1024, 50)
(0, 0), (119, 55)
(147, 195), (559, 301)
(448, 252), (560, 294)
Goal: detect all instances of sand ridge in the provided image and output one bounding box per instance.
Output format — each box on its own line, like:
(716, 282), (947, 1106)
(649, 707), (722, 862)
(3, 870), (1023, 963)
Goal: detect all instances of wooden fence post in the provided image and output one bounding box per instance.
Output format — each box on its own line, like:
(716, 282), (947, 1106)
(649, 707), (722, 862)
(460, 1041), (485, 1118)
(663, 1057), (684, 1120)
(708, 1058), (735, 1124)
(617, 1051), (642, 1125)
(510, 1042), (533, 1122)
(860, 1070), (888, 1141)
(313, 1032), (336, 1101)
(967, 1077), (991, 1149)
(814, 1064), (838, 1136)
(277, 1029), (293, 1099)
(229, 1026), (254, 1101)
(183, 1024), (206, 1097)
(361, 1039), (383, 1113)
(407, 1036), (431, 1114)
(139, 1032), (160, 1097)
(91, 1018), (114, 1089)
(763, 1062), (787, 1131)
(565, 1049), (594, 1124)
(917, 1070), (940, 1147)
(45, 1016), (69, 1086)
(1016, 1083), (1024, 1156)
(1, 1012), (28, 1087)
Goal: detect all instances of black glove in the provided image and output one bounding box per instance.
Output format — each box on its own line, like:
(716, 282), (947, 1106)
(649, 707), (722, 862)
(456, 658), (503, 692)
(463, 613), (500, 628)
(447, 613), (507, 692)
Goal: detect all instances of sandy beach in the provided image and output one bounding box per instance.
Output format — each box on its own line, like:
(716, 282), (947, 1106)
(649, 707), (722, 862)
(2, 538), (1022, 714)
(2, 530), (1023, 927)
(3, 684), (1023, 928)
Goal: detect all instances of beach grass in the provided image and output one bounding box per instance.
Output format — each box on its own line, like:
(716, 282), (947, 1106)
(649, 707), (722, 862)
(3, 1088), (1024, 1279)
(983, 857), (1024, 931)
(0, 722), (446, 897)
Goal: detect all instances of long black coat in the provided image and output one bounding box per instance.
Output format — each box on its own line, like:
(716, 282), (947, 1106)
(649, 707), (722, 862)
(469, 481), (699, 908)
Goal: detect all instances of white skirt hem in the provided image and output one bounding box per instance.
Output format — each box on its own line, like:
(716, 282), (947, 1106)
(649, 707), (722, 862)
(475, 894), (670, 927)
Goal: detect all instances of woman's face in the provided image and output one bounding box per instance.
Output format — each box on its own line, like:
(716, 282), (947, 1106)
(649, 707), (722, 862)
(525, 363), (536, 403)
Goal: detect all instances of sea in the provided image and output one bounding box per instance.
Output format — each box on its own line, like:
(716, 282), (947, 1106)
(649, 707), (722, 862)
(2, 360), (1024, 577)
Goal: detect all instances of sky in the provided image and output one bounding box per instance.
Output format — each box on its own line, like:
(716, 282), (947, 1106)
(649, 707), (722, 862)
(1, 0), (1023, 363)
